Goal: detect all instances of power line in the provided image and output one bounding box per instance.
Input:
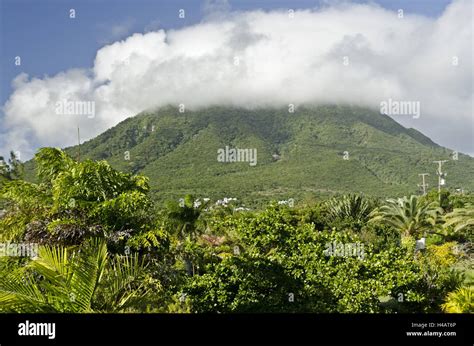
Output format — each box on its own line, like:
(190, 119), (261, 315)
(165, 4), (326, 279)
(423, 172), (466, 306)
(433, 160), (448, 202)
(418, 173), (429, 195)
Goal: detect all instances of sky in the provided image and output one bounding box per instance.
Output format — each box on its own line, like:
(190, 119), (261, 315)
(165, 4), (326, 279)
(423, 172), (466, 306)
(0, 0), (472, 160)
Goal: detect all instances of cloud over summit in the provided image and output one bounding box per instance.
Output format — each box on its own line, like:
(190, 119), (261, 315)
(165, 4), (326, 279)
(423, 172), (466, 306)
(1, 0), (472, 158)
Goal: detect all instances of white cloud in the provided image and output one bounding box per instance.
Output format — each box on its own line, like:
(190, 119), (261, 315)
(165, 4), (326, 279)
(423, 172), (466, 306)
(1, 0), (472, 159)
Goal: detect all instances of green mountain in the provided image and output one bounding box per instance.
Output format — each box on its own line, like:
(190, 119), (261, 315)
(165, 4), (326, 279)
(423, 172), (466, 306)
(26, 105), (474, 205)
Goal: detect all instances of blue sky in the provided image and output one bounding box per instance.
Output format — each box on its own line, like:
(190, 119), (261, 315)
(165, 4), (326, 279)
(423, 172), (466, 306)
(0, 0), (453, 106)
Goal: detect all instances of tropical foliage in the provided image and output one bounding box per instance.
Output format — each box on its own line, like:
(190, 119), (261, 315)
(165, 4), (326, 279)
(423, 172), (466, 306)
(0, 148), (153, 245)
(0, 148), (472, 313)
(445, 205), (474, 233)
(324, 194), (374, 230)
(0, 238), (149, 312)
(442, 286), (474, 313)
(369, 195), (442, 238)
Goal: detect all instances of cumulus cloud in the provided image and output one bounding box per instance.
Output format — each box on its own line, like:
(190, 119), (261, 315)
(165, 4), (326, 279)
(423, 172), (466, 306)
(1, 0), (472, 159)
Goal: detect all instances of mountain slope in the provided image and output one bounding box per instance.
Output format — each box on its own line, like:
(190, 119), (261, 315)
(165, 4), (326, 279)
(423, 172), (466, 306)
(32, 105), (473, 205)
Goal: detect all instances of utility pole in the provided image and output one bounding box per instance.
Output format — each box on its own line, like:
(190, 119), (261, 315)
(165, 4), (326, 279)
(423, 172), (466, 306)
(418, 173), (429, 195)
(433, 160), (448, 202)
(77, 126), (81, 162)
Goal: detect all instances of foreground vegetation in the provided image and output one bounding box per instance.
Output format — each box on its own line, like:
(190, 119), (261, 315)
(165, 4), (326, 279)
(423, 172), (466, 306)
(0, 149), (472, 313)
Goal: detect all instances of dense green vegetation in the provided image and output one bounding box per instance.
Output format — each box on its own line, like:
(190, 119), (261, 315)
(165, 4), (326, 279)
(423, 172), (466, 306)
(1, 148), (472, 313)
(22, 105), (474, 206)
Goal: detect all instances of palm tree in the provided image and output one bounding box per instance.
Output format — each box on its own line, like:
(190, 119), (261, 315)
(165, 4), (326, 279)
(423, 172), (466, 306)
(164, 195), (209, 241)
(0, 238), (148, 312)
(442, 286), (473, 313)
(324, 194), (373, 224)
(444, 204), (474, 233)
(163, 195), (209, 275)
(369, 195), (442, 238)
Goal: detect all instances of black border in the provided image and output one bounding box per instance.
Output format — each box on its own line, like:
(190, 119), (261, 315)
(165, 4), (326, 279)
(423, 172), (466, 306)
(0, 313), (472, 345)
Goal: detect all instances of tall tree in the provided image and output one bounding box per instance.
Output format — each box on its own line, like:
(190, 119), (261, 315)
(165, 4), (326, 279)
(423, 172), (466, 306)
(0, 151), (24, 181)
(0, 147), (153, 245)
(369, 195), (442, 238)
(163, 195), (209, 275)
